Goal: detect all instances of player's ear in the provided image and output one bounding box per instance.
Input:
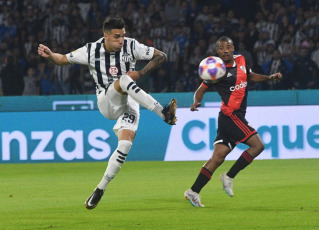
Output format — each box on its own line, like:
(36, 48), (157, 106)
(103, 32), (108, 40)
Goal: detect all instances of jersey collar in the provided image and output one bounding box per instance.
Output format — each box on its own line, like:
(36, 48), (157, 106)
(225, 59), (236, 68)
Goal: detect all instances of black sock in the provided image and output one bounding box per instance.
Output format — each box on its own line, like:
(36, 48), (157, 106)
(191, 167), (212, 193)
(227, 151), (253, 178)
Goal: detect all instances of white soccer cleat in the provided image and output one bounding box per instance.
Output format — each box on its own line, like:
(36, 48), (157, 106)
(220, 173), (234, 197)
(184, 189), (205, 207)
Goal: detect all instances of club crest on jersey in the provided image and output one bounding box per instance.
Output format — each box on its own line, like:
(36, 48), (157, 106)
(240, 65), (246, 73)
(122, 52), (133, 62)
(109, 66), (119, 76)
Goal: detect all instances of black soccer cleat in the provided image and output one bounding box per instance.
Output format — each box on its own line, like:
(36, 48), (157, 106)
(85, 188), (104, 210)
(162, 99), (177, 125)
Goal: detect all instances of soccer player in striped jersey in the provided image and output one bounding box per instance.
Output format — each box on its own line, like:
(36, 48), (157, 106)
(184, 36), (282, 207)
(38, 17), (177, 210)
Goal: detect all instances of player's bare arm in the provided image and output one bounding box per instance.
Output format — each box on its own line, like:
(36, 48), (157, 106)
(38, 44), (70, 65)
(191, 85), (207, 111)
(134, 49), (167, 79)
(248, 72), (282, 82)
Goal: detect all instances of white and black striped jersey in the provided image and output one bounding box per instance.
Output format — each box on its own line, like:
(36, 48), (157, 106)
(66, 37), (154, 93)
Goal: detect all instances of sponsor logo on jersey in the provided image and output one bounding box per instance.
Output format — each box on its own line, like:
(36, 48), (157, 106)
(109, 66), (119, 76)
(240, 65), (246, 73)
(122, 52), (133, 62)
(230, 81), (247, 91)
(227, 72), (233, 77)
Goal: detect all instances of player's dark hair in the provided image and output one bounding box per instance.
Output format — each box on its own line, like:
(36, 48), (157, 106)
(216, 36), (234, 46)
(103, 17), (125, 32)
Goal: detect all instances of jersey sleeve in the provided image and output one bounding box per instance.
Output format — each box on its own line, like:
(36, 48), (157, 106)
(65, 44), (88, 65)
(201, 80), (212, 88)
(132, 39), (155, 60)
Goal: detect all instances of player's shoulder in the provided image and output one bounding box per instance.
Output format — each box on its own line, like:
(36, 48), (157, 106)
(124, 37), (136, 42)
(91, 37), (104, 45)
(234, 54), (243, 59)
(234, 54), (246, 62)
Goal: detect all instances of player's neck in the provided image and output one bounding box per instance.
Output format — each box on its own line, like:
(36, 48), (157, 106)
(104, 42), (113, 53)
(224, 59), (234, 67)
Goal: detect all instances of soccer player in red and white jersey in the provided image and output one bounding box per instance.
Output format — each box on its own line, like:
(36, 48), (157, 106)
(38, 17), (177, 210)
(184, 36), (282, 207)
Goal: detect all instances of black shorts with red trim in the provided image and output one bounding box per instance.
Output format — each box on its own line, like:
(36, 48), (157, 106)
(214, 111), (257, 150)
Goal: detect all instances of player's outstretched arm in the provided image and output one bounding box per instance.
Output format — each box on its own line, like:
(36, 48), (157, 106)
(38, 44), (70, 66)
(128, 49), (167, 81)
(191, 84), (207, 111)
(248, 72), (282, 82)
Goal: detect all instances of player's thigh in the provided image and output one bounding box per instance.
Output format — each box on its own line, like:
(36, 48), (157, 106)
(113, 96), (140, 137)
(97, 83), (127, 120)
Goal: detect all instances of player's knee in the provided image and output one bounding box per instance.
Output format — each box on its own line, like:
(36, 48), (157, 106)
(253, 142), (265, 156)
(109, 140), (132, 167)
(119, 75), (134, 92)
(211, 153), (225, 166)
(258, 142), (265, 153)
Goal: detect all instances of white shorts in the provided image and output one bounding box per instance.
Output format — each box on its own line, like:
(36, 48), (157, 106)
(97, 82), (140, 136)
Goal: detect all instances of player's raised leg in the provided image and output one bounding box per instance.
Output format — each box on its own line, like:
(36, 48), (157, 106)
(116, 75), (177, 125)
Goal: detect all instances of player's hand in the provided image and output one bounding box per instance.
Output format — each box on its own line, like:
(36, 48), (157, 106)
(190, 102), (201, 111)
(38, 44), (52, 58)
(269, 72), (282, 81)
(126, 71), (141, 81)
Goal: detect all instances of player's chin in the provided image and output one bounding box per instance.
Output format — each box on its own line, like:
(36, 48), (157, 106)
(115, 46), (122, 52)
(222, 55), (231, 62)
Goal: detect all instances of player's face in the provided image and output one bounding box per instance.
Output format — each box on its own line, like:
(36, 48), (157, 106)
(104, 28), (125, 52)
(216, 41), (234, 63)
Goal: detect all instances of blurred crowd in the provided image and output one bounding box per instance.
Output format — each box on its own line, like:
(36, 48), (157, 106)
(0, 0), (318, 96)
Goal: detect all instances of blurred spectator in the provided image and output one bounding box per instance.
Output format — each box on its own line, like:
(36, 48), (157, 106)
(0, 0), (318, 95)
(291, 46), (318, 89)
(162, 32), (180, 90)
(178, 64), (196, 92)
(237, 42), (254, 69)
(36, 62), (53, 95)
(51, 17), (69, 45)
(278, 36), (294, 58)
(69, 64), (83, 95)
(23, 67), (39, 95)
(174, 24), (189, 71)
(311, 40), (319, 68)
(261, 49), (293, 90)
(189, 46), (203, 71)
(185, 0), (201, 27)
(263, 13), (279, 41)
(206, 34), (218, 56)
(253, 29), (273, 71)
(163, 0), (183, 26)
(0, 55), (24, 96)
(150, 19), (166, 50)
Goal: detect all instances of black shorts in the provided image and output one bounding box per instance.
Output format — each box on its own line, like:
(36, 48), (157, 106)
(214, 111), (257, 149)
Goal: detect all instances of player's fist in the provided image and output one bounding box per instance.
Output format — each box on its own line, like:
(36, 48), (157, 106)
(269, 72), (282, 81)
(38, 44), (52, 58)
(190, 102), (201, 111)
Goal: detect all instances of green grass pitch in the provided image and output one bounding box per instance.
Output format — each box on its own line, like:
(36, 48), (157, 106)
(1, 159), (319, 230)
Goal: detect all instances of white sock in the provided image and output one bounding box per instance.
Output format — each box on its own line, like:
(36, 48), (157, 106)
(97, 140), (132, 190)
(119, 75), (164, 119)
